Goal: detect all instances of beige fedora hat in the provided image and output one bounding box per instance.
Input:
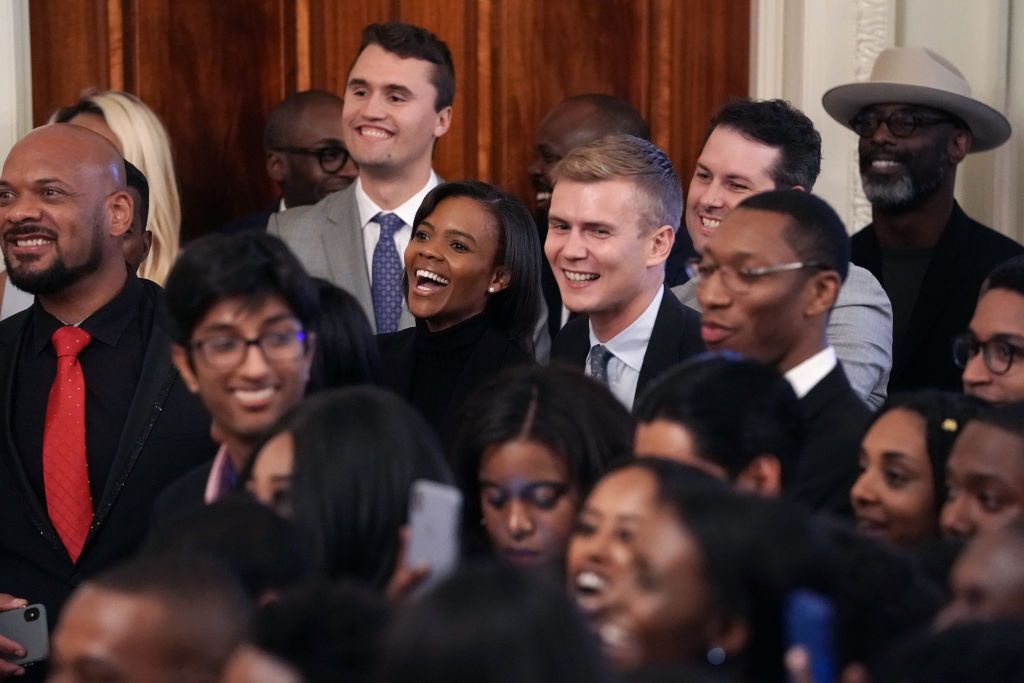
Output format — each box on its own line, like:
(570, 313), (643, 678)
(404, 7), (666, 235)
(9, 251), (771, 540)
(822, 46), (1011, 152)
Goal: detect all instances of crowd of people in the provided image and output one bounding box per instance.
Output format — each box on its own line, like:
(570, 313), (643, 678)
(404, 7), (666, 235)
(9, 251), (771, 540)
(1, 18), (1024, 683)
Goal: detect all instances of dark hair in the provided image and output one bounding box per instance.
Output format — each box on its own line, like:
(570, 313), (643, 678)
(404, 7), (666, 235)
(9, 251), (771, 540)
(971, 401), (1024, 440)
(556, 94), (651, 140)
(373, 562), (615, 683)
(142, 496), (312, 600)
(264, 89), (344, 151)
(246, 387), (452, 589)
(165, 231), (319, 344)
(249, 582), (390, 683)
(87, 555), (252, 678)
(876, 620), (1024, 683)
(411, 180), (542, 352)
(865, 391), (984, 514)
(307, 278), (385, 392)
(706, 98), (822, 190)
(452, 365), (634, 554)
(738, 189), (850, 283)
(357, 22), (455, 111)
(634, 352), (802, 487)
(649, 486), (833, 683)
(52, 98), (104, 123)
(982, 254), (1024, 298)
(123, 159), (150, 226)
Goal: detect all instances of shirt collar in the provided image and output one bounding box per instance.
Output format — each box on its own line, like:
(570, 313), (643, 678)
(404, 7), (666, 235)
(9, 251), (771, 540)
(588, 287), (664, 372)
(32, 273), (143, 354)
(355, 172), (440, 229)
(784, 346), (837, 399)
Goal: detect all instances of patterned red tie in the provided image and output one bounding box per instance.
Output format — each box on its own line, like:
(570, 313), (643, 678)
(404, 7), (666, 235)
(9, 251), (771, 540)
(42, 326), (93, 563)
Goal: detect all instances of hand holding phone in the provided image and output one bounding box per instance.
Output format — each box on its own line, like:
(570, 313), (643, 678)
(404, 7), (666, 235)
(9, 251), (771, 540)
(405, 480), (462, 595)
(0, 599), (48, 673)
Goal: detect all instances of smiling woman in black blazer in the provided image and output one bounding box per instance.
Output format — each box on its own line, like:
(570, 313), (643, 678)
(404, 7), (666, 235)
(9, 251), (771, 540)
(377, 180), (542, 442)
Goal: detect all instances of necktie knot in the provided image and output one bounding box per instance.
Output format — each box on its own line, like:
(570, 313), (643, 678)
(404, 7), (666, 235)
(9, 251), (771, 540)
(589, 344), (613, 384)
(52, 326), (92, 359)
(375, 212), (404, 237)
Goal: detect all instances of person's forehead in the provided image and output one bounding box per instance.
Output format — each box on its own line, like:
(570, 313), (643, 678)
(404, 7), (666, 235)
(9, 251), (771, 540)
(3, 127), (119, 184)
(972, 289), (1024, 336)
(348, 43), (438, 92)
(706, 208), (793, 257)
(953, 423), (1024, 474)
(699, 125), (781, 179)
(194, 294), (300, 332)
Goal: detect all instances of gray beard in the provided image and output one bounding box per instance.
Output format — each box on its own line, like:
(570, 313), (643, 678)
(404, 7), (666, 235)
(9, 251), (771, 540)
(861, 156), (948, 212)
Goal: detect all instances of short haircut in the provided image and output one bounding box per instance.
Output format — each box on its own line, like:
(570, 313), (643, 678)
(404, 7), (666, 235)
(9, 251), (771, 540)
(248, 582), (390, 683)
(123, 159), (150, 227)
(165, 231), (319, 344)
(738, 189), (850, 283)
(263, 90), (344, 151)
(357, 22), (455, 111)
(558, 93), (650, 140)
(865, 391), (983, 515)
(706, 98), (822, 190)
(970, 402), (1024, 441)
(551, 133), (683, 232)
(982, 254), (1024, 298)
(412, 180), (542, 353)
(86, 555), (251, 678)
(634, 352), (802, 487)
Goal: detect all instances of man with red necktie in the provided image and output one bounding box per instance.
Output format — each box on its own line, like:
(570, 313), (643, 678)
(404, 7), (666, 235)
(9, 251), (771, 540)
(0, 124), (214, 679)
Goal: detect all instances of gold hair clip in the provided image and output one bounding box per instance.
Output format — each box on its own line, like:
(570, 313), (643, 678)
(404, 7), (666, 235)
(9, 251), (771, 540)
(941, 418), (958, 432)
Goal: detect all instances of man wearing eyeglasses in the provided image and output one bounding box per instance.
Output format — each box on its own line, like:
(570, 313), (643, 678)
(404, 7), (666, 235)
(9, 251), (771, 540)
(823, 46), (1023, 394)
(695, 189), (869, 515)
(957, 256), (1024, 403)
(219, 90), (357, 235)
(154, 231), (318, 522)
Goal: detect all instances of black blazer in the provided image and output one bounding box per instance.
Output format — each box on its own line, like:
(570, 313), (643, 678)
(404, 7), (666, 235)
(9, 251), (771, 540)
(0, 282), (216, 622)
(150, 460), (215, 529)
(792, 364), (871, 517)
(378, 319), (533, 443)
(550, 287), (704, 404)
(852, 201), (1024, 392)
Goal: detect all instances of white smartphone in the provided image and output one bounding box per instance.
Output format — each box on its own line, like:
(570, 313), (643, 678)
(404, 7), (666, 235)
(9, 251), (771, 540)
(406, 479), (462, 592)
(0, 604), (49, 667)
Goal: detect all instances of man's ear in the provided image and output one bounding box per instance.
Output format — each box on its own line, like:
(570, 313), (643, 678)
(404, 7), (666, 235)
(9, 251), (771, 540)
(266, 151), (288, 183)
(948, 128), (971, 164)
(707, 614), (749, 662)
(107, 190), (133, 238)
(171, 344), (200, 394)
(434, 106), (453, 139)
(804, 271), (841, 317)
(735, 455), (783, 497)
(646, 225), (675, 266)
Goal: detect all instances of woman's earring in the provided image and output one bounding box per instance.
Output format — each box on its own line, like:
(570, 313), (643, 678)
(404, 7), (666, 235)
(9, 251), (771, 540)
(706, 646), (726, 666)
(488, 287), (495, 294)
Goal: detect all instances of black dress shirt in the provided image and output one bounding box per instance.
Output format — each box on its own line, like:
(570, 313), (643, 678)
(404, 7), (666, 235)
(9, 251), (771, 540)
(13, 274), (151, 505)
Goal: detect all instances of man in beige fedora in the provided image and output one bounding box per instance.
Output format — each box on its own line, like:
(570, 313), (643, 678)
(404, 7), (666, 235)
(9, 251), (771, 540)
(823, 46), (1023, 394)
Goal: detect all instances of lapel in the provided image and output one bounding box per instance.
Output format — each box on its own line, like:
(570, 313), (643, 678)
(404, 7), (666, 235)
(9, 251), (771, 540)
(0, 311), (68, 558)
(799, 364), (848, 421)
(894, 203), (970, 376)
(636, 288), (700, 395)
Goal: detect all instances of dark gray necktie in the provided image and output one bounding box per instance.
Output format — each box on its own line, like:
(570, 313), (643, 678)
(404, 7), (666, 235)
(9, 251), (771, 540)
(589, 344), (613, 385)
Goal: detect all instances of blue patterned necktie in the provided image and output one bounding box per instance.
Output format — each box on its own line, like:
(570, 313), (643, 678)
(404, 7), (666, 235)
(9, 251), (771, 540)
(371, 212), (405, 333)
(589, 344), (613, 385)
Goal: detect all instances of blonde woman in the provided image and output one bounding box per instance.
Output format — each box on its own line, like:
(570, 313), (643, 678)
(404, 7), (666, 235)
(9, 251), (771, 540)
(53, 90), (181, 284)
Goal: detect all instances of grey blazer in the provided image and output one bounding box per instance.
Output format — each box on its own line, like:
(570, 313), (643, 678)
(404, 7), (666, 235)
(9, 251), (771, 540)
(267, 184), (415, 331)
(672, 264), (893, 409)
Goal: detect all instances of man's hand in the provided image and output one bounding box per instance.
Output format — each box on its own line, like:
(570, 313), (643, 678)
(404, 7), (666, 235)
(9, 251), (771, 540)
(0, 594), (29, 678)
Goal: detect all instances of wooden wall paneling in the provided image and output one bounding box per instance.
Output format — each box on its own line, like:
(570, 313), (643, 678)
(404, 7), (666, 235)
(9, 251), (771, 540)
(29, 0), (111, 125)
(307, 0), (392, 95)
(492, 0), (653, 206)
(128, 0), (296, 240)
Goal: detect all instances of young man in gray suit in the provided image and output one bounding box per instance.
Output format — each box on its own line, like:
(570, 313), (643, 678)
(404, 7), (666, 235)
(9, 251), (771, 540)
(269, 22), (454, 333)
(674, 99), (893, 408)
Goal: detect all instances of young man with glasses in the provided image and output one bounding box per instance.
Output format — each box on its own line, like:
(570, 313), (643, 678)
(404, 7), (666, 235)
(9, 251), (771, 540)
(219, 90), (357, 234)
(823, 46), (1023, 394)
(695, 189), (869, 515)
(957, 256), (1024, 403)
(270, 22), (454, 334)
(155, 231), (318, 520)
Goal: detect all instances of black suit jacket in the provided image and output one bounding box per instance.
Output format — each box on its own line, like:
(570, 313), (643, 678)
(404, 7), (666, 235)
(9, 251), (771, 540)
(792, 364), (870, 516)
(0, 282), (215, 622)
(852, 201), (1024, 392)
(150, 460), (215, 529)
(550, 287), (704, 404)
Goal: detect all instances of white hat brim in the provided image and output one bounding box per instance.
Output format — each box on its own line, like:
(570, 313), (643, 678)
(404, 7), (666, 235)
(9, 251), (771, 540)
(821, 82), (1011, 152)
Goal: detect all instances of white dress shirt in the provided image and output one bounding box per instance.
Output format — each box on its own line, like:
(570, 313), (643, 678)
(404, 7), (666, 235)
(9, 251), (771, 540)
(784, 346), (838, 399)
(355, 173), (440, 283)
(586, 287), (664, 409)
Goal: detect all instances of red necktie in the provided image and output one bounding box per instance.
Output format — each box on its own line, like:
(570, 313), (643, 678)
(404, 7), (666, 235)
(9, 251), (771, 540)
(42, 326), (93, 563)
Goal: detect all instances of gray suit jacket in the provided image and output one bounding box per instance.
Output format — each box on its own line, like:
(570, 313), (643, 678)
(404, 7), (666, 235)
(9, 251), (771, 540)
(267, 184), (415, 331)
(672, 264), (893, 409)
